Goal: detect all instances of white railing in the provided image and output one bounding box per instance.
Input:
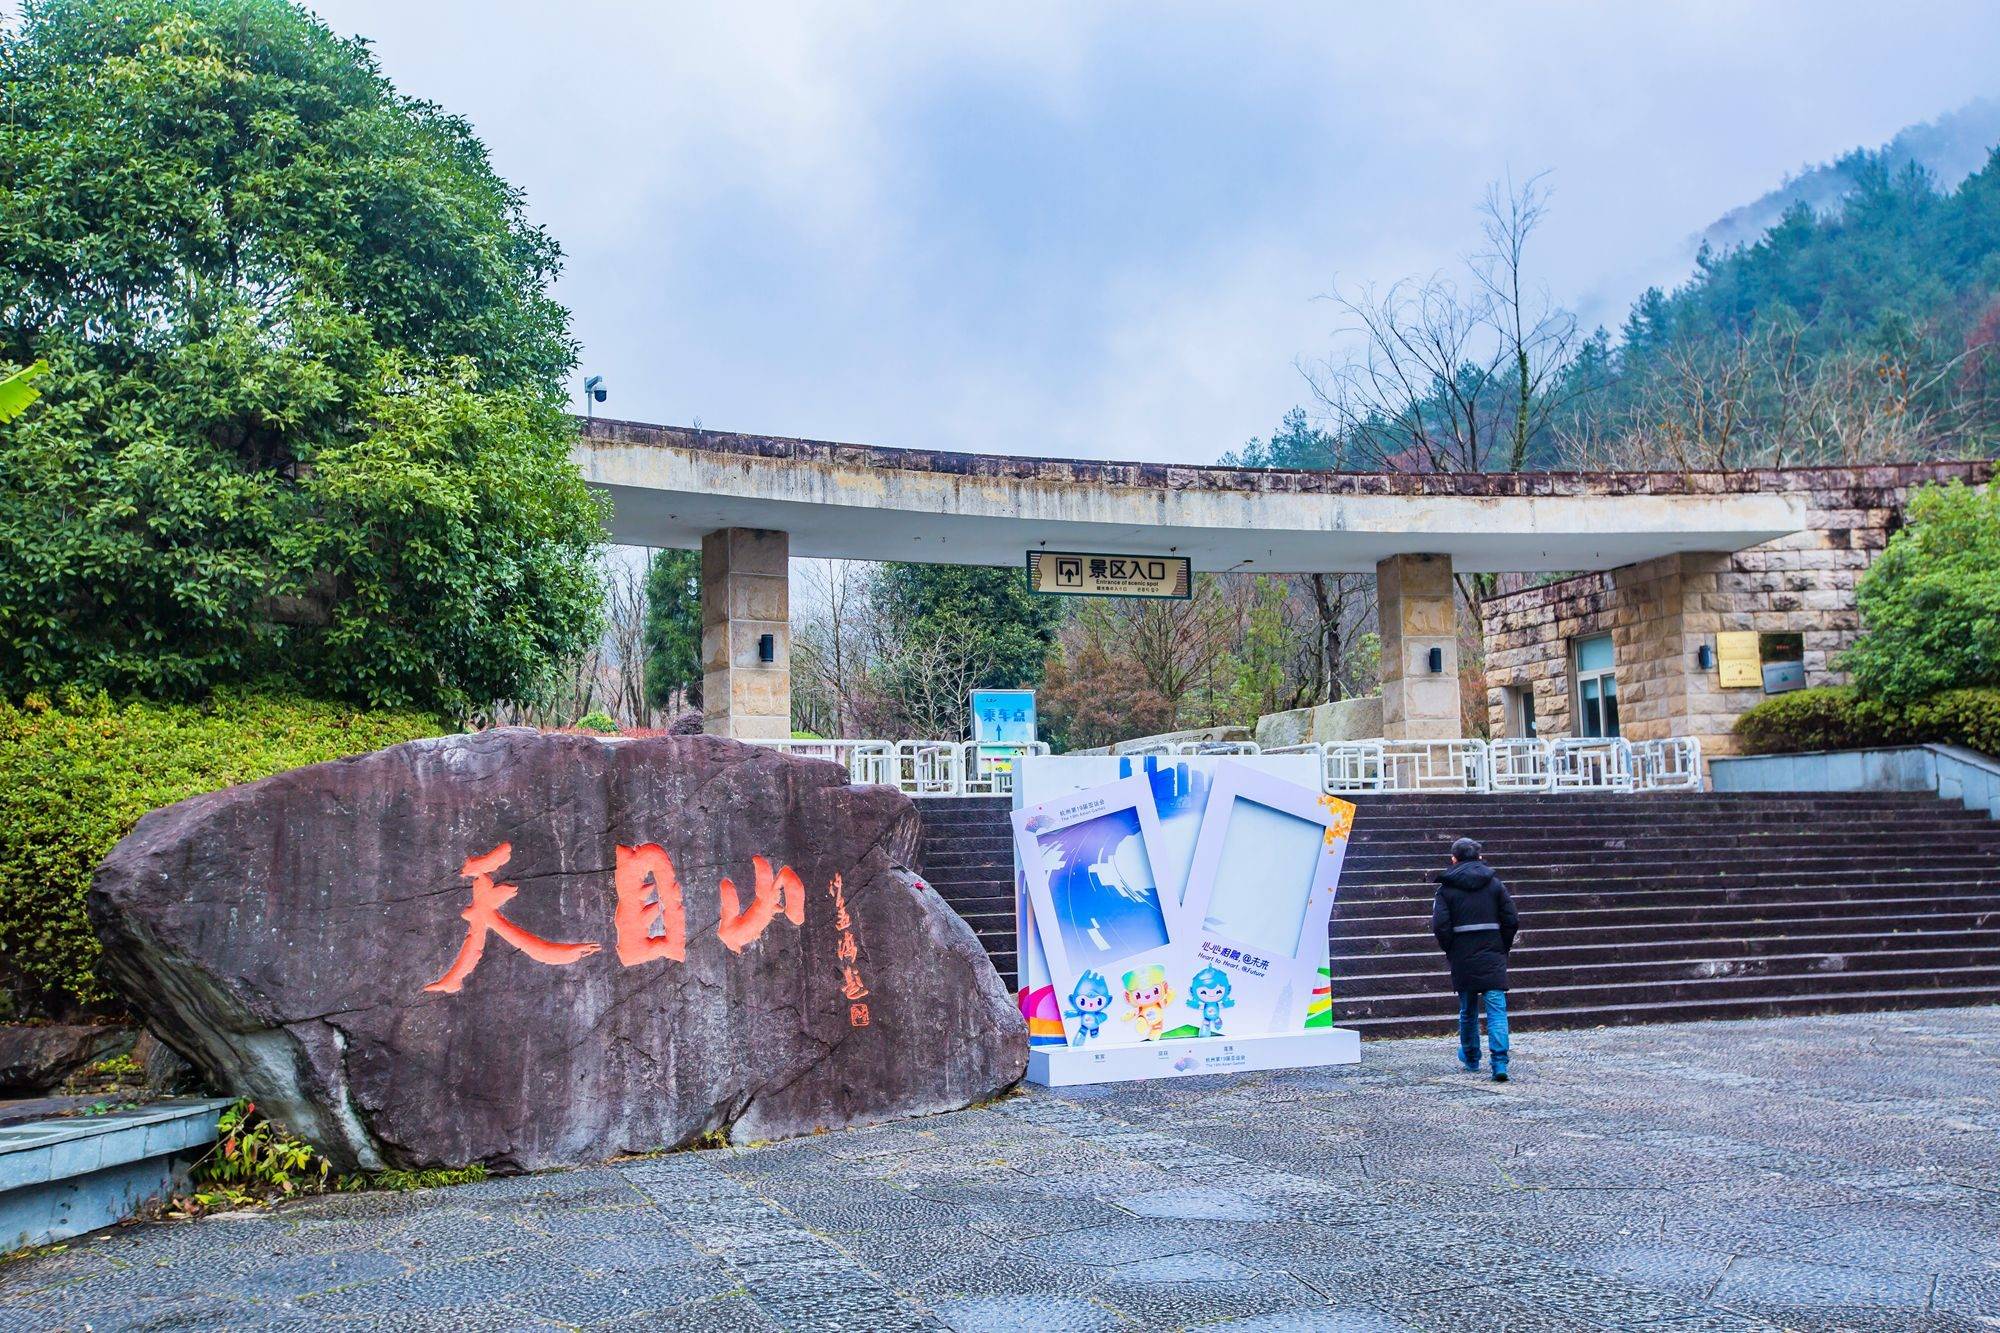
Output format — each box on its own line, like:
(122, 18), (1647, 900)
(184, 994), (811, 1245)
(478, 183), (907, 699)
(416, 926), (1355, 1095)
(739, 738), (895, 786)
(1488, 737), (1554, 793)
(892, 740), (964, 796)
(960, 741), (1051, 796)
(1551, 736), (1636, 793)
(1634, 736), (1704, 792)
(1380, 738), (1489, 793)
(747, 733), (1705, 796)
(1171, 740), (1262, 755)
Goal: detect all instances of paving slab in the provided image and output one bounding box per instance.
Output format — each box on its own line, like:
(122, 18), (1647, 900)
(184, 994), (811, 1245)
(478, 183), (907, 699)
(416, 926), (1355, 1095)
(3, 1006), (1998, 1329)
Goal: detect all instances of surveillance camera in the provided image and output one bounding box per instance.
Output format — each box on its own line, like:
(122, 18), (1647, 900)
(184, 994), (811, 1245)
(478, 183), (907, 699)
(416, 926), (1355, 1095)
(583, 374), (607, 403)
(592, 387), (607, 402)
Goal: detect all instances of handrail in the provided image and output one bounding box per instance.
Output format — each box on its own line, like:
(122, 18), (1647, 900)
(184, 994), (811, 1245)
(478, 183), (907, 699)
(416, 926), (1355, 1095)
(961, 740), (1051, 796)
(1551, 736), (1636, 793)
(1488, 737), (1553, 793)
(739, 738), (895, 786)
(743, 733), (1707, 795)
(1633, 736), (1703, 792)
(892, 739), (964, 796)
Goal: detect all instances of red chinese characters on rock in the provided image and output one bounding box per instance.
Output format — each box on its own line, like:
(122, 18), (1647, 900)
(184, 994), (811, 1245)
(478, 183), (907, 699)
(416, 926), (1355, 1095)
(612, 842), (686, 966)
(827, 874), (870, 1028)
(424, 843), (602, 994)
(718, 856), (805, 953)
(426, 841), (830, 996)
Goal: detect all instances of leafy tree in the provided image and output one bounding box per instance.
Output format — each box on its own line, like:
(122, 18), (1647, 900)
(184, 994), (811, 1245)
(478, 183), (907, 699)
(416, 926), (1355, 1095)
(1841, 481), (2000, 702)
(0, 0), (604, 713)
(1221, 408), (1338, 469)
(0, 362), (49, 423)
(1039, 638), (1175, 753)
(872, 563), (1060, 697)
(1559, 150), (2000, 466)
(643, 549), (702, 712)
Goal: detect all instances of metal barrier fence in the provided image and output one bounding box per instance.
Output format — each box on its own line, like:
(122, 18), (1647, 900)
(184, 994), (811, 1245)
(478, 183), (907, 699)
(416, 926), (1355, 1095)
(744, 735), (1701, 796)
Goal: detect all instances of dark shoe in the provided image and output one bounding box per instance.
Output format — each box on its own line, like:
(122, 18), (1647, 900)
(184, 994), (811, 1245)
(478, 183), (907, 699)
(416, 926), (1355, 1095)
(1459, 1056), (1480, 1073)
(1492, 1070), (1510, 1083)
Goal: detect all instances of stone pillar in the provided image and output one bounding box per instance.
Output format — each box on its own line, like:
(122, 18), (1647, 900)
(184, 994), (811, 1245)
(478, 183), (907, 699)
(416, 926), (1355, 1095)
(701, 528), (790, 740)
(1377, 553), (1462, 740)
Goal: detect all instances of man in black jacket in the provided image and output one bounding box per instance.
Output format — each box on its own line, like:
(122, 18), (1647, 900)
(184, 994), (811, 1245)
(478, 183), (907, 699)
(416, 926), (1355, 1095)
(1432, 837), (1520, 1082)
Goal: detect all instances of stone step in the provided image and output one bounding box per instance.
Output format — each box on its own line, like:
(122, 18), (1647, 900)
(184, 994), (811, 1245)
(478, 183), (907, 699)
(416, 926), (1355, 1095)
(1343, 803), (1983, 826)
(1332, 891), (2000, 938)
(1327, 945), (2000, 999)
(1347, 825), (1995, 853)
(1341, 847), (2000, 876)
(1332, 907), (2000, 958)
(1329, 961), (2000, 1021)
(1346, 791), (1944, 806)
(1332, 876), (2000, 917)
(1333, 985), (2000, 1039)
(1338, 865), (2000, 897)
(1327, 926), (2000, 975)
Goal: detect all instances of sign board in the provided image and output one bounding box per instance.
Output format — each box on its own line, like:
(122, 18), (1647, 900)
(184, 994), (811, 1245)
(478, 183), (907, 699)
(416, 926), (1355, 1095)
(1715, 631), (1761, 689)
(1762, 660), (1806, 694)
(1027, 550), (1191, 600)
(1010, 753), (1358, 1085)
(970, 689), (1036, 746)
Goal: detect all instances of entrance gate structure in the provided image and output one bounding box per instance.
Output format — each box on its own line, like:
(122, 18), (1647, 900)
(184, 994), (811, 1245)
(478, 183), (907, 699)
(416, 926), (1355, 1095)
(573, 416), (1807, 748)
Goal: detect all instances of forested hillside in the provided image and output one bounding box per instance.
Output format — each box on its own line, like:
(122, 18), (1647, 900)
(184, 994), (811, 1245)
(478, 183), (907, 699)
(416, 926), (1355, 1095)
(1231, 142), (2000, 474)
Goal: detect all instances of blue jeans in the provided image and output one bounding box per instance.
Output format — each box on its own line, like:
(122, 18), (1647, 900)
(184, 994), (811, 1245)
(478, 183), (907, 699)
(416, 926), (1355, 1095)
(1458, 990), (1509, 1071)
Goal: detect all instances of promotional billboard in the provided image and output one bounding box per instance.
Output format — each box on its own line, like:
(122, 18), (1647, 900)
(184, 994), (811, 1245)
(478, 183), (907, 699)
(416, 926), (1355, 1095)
(1010, 753), (1358, 1084)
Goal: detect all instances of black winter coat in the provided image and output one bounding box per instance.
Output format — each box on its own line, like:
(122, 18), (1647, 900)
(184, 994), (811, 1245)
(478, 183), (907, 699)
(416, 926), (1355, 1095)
(1431, 859), (1519, 993)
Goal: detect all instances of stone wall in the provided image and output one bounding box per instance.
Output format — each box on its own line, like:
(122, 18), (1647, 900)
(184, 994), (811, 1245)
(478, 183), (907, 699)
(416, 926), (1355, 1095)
(1252, 697), (1384, 748)
(1481, 461), (1994, 762)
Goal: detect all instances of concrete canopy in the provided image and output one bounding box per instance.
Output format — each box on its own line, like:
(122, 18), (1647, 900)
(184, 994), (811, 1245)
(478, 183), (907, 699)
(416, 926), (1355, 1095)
(575, 418), (1807, 574)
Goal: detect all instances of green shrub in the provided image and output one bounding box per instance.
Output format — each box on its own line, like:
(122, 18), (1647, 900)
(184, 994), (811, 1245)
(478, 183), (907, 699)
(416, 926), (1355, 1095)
(1841, 481), (2000, 703)
(0, 690), (445, 1013)
(1903, 689), (2000, 758)
(1734, 685), (2000, 757)
(174, 1099), (487, 1217)
(574, 711), (619, 734)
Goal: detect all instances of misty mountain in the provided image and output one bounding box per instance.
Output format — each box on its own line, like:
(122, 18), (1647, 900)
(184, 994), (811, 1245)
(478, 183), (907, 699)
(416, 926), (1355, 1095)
(1697, 97), (2000, 256)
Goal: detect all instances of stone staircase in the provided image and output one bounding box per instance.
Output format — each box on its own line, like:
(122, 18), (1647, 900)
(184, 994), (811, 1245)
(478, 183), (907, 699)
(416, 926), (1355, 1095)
(1332, 790), (2000, 1037)
(915, 790), (2000, 1037)
(914, 797), (1019, 990)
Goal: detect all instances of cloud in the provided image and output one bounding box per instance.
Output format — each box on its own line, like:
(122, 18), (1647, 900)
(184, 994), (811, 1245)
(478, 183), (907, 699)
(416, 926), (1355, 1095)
(312, 0), (2000, 463)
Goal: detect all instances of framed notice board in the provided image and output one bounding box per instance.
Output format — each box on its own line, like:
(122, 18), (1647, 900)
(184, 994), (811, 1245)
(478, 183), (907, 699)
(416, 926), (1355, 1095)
(1715, 631), (1761, 689)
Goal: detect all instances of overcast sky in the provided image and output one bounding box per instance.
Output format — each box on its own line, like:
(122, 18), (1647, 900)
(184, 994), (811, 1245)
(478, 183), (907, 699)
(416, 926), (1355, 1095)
(311, 2), (2000, 464)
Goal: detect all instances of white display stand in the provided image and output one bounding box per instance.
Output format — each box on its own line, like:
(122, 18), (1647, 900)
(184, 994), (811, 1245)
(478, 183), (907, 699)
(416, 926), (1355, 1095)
(1011, 753), (1364, 1089)
(1030, 1027), (1359, 1087)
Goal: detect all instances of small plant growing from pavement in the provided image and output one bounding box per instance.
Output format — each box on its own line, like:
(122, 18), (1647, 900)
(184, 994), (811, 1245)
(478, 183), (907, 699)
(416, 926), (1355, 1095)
(172, 1101), (486, 1217)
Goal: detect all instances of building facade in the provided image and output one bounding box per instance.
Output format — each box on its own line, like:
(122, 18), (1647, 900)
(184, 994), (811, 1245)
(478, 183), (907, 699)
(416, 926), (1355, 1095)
(1481, 460), (1995, 763)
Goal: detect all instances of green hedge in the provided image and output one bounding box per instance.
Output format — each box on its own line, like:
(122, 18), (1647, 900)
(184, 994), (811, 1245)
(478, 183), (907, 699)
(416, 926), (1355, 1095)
(1733, 686), (2000, 758)
(0, 690), (446, 1015)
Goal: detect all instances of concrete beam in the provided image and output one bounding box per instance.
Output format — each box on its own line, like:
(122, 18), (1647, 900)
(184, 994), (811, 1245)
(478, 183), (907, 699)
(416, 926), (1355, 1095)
(576, 419), (1808, 575)
(1378, 553), (1461, 740)
(701, 528), (790, 741)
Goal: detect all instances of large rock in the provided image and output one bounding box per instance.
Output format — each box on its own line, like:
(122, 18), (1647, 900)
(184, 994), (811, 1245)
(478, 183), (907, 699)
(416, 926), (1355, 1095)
(90, 731), (1024, 1171)
(0, 1023), (133, 1095)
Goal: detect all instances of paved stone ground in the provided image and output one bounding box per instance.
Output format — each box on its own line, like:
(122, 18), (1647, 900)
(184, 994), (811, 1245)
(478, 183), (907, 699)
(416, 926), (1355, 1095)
(5, 1006), (2000, 1332)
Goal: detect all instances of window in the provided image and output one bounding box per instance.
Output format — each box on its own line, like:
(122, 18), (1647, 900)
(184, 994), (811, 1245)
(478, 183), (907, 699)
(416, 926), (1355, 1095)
(1504, 685), (1538, 739)
(1573, 634), (1619, 738)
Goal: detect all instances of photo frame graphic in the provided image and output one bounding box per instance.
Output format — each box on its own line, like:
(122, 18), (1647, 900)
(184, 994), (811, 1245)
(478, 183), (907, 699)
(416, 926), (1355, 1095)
(1176, 760), (1355, 1036)
(1011, 774), (1188, 1047)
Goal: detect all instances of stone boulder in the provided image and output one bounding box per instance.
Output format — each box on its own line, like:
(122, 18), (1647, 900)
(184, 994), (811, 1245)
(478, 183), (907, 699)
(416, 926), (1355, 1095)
(90, 731), (1024, 1171)
(0, 1023), (133, 1095)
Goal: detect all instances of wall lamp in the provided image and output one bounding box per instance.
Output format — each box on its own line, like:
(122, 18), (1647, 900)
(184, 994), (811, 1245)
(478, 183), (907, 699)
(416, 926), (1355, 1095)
(758, 633), (776, 664)
(1697, 643), (1716, 670)
(1427, 646), (1444, 674)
